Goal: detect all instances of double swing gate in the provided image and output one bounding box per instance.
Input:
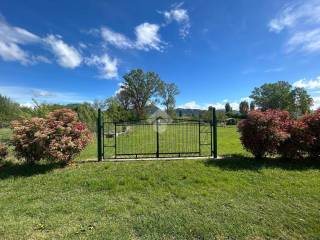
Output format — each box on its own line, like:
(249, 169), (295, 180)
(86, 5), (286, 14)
(97, 108), (217, 160)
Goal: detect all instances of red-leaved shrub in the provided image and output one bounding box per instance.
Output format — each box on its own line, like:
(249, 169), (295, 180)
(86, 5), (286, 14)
(46, 109), (93, 163)
(11, 117), (49, 163)
(0, 143), (8, 160)
(238, 110), (290, 158)
(11, 109), (92, 164)
(278, 119), (308, 159)
(301, 110), (320, 158)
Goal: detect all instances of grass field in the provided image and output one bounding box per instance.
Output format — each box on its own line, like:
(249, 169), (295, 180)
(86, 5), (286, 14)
(1, 126), (319, 239)
(1, 158), (319, 239)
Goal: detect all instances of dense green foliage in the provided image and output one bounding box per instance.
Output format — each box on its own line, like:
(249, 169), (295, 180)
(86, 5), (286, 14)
(160, 82), (179, 116)
(239, 101), (249, 115)
(250, 81), (313, 115)
(0, 94), (22, 127)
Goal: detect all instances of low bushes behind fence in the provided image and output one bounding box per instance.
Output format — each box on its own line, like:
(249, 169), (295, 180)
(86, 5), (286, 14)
(238, 109), (320, 159)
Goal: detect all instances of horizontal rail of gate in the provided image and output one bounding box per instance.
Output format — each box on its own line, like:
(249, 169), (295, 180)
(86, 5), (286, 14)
(97, 107), (217, 160)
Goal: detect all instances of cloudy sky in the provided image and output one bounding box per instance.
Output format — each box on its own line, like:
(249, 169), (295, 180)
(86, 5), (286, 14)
(0, 0), (320, 109)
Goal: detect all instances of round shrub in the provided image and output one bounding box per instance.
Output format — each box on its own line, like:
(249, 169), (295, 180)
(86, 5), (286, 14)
(11, 109), (93, 164)
(238, 110), (290, 158)
(11, 117), (49, 164)
(0, 143), (8, 160)
(45, 109), (93, 163)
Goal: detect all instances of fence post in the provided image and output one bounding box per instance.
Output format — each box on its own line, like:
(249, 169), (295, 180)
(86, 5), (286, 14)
(212, 107), (218, 159)
(156, 118), (160, 158)
(97, 108), (102, 161)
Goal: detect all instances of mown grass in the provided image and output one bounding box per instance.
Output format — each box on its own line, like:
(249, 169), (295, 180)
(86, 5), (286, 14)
(0, 158), (319, 239)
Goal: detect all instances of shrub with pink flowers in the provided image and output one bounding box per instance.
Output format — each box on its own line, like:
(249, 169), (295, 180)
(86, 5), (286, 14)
(46, 109), (93, 163)
(11, 117), (49, 163)
(238, 110), (291, 158)
(11, 109), (92, 164)
(0, 143), (8, 160)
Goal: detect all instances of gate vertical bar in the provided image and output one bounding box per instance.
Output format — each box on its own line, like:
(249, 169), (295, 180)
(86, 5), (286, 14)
(212, 107), (217, 159)
(198, 117), (201, 156)
(97, 108), (102, 161)
(114, 122), (117, 159)
(156, 119), (159, 158)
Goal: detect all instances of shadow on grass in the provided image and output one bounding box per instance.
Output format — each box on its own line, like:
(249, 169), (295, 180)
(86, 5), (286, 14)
(0, 161), (64, 180)
(205, 154), (320, 171)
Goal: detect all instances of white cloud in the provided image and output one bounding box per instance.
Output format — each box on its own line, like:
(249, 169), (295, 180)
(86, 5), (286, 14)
(135, 23), (163, 51)
(0, 18), (41, 64)
(269, 0), (320, 54)
(178, 99), (248, 111)
(178, 101), (201, 109)
(44, 35), (82, 68)
(101, 27), (134, 49)
(312, 96), (320, 110)
(0, 18), (40, 44)
(286, 29), (320, 53)
(86, 54), (118, 79)
(0, 86), (89, 104)
(0, 41), (30, 64)
(293, 76), (320, 89)
(162, 3), (191, 38)
(99, 23), (164, 51)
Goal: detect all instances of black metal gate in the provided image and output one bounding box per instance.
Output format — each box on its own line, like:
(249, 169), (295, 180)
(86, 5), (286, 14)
(97, 108), (217, 160)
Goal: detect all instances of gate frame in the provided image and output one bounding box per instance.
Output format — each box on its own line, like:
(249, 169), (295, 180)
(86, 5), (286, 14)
(97, 107), (217, 161)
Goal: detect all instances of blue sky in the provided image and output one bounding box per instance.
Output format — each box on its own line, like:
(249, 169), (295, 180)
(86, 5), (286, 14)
(1, 0), (320, 109)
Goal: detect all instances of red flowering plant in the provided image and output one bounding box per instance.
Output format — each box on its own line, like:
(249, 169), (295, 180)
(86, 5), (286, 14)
(301, 109), (320, 158)
(238, 110), (291, 158)
(11, 117), (49, 164)
(45, 109), (93, 164)
(0, 143), (8, 160)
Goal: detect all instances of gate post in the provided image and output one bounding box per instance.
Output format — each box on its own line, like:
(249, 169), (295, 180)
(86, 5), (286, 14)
(211, 107), (218, 159)
(156, 118), (160, 158)
(97, 108), (102, 161)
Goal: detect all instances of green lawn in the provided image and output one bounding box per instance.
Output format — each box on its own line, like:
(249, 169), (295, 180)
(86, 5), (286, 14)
(0, 158), (319, 239)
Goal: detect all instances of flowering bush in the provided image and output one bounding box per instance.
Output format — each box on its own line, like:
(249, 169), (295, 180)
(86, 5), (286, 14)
(301, 110), (320, 158)
(11, 109), (92, 164)
(11, 117), (49, 163)
(0, 143), (8, 160)
(238, 110), (290, 158)
(45, 109), (93, 163)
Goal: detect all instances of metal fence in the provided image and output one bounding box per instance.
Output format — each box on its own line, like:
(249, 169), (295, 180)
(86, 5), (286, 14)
(97, 108), (217, 160)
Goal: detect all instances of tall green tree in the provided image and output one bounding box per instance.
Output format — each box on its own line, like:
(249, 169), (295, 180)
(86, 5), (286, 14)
(239, 101), (249, 115)
(250, 81), (313, 114)
(0, 94), (21, 127)
(160, 83), (179, 115)
(121, 69), (164, 119)
(225, 103), (232, 113)
(290, 87), (313, 115)
(250, 101), (255, 111)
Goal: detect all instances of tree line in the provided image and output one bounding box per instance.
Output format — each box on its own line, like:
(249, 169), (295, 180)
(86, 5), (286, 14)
(224, 80), (313, 118)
